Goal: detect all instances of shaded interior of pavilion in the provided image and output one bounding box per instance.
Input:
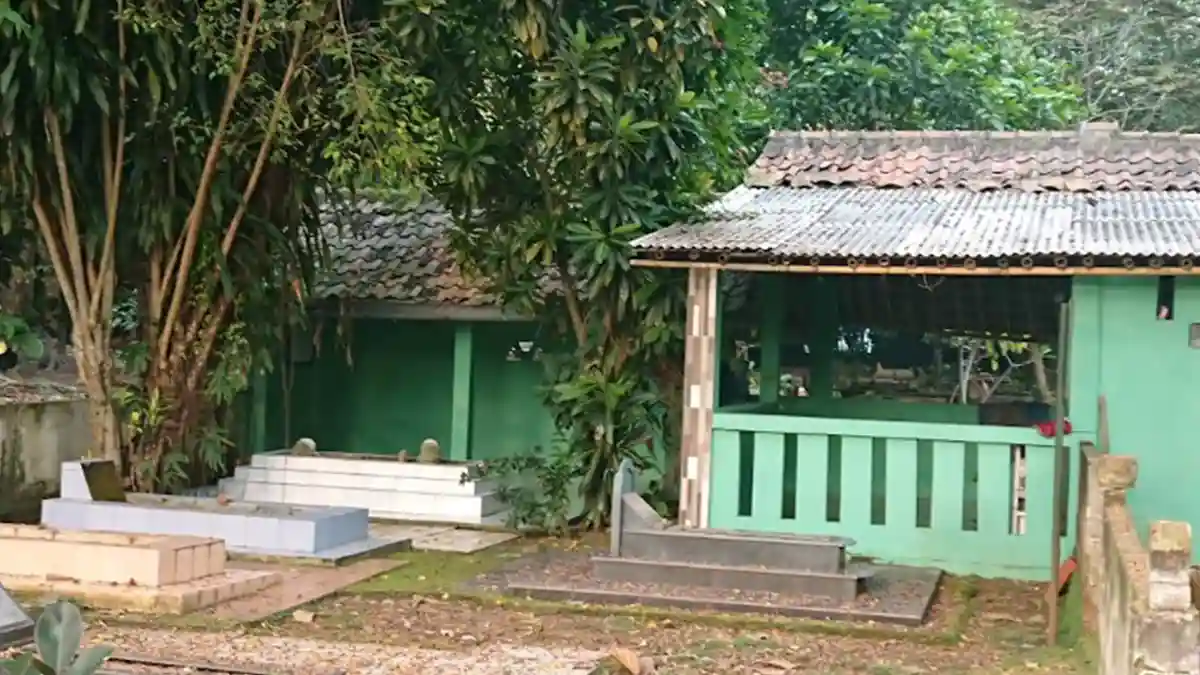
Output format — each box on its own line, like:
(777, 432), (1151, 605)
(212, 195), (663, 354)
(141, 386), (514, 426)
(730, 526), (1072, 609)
(717, 272), (1071, 422)
(709, 271), (1074, 539)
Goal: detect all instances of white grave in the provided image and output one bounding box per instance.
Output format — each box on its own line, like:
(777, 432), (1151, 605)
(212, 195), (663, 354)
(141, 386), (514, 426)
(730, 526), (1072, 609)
(219, 449), (510, 526)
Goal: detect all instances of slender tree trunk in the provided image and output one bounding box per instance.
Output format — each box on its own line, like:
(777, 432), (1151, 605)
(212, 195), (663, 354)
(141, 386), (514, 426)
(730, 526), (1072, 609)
(1031, 345), (1054, 403)
(72, 325), (120, 467)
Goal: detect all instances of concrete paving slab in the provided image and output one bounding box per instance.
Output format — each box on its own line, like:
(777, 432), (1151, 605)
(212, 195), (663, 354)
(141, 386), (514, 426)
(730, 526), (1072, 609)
(214, 559), (406, 622)
(369, 523), (517, 553)
(413, 529), (518, 553)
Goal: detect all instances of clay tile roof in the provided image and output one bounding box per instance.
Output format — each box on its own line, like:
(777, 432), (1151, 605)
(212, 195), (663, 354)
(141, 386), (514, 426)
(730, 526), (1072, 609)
(747, 126), (1200, 191)
(632, 125), (1200, 260)
(313, 195), (496, 306)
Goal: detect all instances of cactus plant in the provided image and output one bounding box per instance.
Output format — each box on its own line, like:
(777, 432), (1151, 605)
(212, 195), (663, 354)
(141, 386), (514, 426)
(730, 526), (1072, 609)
(0, 600), (112, 675)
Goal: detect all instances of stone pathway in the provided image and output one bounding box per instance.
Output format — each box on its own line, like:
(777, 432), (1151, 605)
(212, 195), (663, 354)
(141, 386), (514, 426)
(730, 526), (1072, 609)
(88, 629), (604, 675)
(213, 558), (407, 622)
(369, 523), (517, 553)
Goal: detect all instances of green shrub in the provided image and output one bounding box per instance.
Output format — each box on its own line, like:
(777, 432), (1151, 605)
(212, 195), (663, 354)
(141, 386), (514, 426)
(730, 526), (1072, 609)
(0, 600), (112, 675)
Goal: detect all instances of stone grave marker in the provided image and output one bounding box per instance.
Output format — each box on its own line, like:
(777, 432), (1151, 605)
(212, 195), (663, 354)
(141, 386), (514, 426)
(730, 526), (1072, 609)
(0, 584), (34, 648)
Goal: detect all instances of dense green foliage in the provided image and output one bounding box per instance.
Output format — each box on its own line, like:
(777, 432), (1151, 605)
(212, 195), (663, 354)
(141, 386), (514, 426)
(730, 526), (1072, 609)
(763, 0), (1083, 129)
(1015, 0), (1200, 131)
(389, 0), (766, 525)
(0, 0), (430, 488)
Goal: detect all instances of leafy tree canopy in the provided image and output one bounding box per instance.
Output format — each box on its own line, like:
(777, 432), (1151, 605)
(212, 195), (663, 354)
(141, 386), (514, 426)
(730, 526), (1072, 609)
(763, 0), (1084, 129)
(390, 0), (767, 526)
(1014, 0), (1200, 132)
(0, 0), (432, 488)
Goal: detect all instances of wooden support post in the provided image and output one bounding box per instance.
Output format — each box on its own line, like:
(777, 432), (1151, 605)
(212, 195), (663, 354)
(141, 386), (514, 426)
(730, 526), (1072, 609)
(449, 322), (474, 462)
(808, 277), (839, 400)
(248, 368), (267, 458)
(1047, 299), (1072, 646)
(681, 268), (719, 529)
(759, 274), (783, 405)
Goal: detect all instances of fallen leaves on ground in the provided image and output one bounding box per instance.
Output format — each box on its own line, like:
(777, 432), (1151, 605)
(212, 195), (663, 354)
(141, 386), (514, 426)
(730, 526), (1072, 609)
(86, 574), (1091, 674)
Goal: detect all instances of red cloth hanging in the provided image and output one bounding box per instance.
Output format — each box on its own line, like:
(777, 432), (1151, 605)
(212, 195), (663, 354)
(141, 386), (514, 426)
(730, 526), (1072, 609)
(1033, 419), (1072, 438)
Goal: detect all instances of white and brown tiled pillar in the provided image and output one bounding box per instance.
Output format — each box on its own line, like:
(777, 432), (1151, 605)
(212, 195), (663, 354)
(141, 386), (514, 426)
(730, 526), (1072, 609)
(680, 267), (719, 529)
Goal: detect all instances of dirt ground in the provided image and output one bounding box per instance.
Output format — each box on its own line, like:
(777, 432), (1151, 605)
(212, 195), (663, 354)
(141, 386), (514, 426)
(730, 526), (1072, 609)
(77, 536), (1094, 674)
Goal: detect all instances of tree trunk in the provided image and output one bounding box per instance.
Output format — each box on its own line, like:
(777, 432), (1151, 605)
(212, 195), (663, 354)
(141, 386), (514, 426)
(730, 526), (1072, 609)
(1031, 345), (1054, 403)
(72, 328), (120, 469)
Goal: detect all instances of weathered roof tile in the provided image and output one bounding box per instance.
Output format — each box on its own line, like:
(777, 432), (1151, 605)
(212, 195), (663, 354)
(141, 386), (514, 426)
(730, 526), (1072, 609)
(634, 125), (1200, 260)
(314, 196), (495, 305)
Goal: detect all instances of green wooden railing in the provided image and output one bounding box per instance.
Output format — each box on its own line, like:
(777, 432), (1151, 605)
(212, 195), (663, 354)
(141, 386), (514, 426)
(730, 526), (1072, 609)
(710, 410), (1072, 580)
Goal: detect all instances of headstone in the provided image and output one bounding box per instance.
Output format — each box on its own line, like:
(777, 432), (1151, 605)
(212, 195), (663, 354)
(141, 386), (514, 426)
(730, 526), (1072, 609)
(610, 458), (636, 556)
(418, 438), (441, 464)
(0, 585), (34, 648)
(59, 460), (126, 502)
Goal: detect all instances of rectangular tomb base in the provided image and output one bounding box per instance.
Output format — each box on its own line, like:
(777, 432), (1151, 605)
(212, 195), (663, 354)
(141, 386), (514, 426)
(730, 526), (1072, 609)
(0, 568), (281, 614)
(40, 496), (411, 564)
(0, 525), (226, 587)
(219, 451), (512, 526)
(484, 551), (942, 627)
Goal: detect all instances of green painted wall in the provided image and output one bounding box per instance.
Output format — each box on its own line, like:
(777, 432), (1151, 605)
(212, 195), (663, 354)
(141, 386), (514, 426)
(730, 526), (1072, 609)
(1070, 277), (1200, 560)
(468, 322), (558, 461)
(265, 318), (555, 461)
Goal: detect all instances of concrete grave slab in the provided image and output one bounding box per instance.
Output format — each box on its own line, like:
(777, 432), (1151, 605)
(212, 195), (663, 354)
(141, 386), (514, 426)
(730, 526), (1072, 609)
(0, 525), (281, 614)
(369, 523), (518, 553)
(409, 529), (518, 554)
(2, 568), (280, 615)
(43, 460), (412, 564)
(0, 584), (34, 648)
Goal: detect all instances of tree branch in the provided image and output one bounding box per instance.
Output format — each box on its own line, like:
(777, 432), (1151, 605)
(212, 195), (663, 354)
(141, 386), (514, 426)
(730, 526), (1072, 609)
(156, 0), (261, 365)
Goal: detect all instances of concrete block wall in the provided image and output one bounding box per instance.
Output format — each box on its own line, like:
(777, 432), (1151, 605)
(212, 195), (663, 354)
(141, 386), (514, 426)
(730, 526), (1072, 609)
(0, 400), (89, 518)
(1078, 446), (1200, 675)
(0, 525), (225, 587)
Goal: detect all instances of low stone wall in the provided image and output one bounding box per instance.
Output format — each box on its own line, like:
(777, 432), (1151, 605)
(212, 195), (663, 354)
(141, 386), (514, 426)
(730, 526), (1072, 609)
(0, 398), (90, 515)
(1078, 443), (1199, 675)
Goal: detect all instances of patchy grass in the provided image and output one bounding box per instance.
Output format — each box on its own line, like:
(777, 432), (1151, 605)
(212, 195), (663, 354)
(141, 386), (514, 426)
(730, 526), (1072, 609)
(346, 539), (534, 594)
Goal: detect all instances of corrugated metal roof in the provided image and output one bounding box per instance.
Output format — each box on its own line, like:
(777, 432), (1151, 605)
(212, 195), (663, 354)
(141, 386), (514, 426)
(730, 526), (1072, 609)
(634, 187), (1200, 258)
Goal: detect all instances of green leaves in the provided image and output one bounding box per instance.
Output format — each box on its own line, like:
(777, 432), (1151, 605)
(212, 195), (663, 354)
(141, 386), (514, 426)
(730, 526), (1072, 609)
(763, 0), (1084, 131)
(0, 600), (113, 675)
(390, 0), (759, 525)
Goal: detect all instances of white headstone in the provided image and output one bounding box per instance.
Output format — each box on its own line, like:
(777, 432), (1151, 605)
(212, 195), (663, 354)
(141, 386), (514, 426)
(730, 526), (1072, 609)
(0, 584), (33, 648)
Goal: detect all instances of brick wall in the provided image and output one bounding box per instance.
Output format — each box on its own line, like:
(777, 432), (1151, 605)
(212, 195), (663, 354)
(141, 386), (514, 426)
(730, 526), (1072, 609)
(1078, 444), (1199, 675)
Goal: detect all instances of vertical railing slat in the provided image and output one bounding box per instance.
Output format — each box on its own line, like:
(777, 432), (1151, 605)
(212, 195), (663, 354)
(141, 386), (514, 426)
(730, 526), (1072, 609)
(1023, 444), (1057, 544)
(931, 441), (967, 531)
(751, 432), (786, 522)
(884, 438), (919, 528)
(709, 429), (742, 526)
(840, 436), (874, 527)
(794, 434), (830, 522)
(976, 442), (1014, 535)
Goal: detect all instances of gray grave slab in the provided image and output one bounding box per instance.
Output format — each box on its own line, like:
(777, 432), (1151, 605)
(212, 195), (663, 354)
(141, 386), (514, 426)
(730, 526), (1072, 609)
(0, 585), (34, 648)
(41, 493), (409, 563)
